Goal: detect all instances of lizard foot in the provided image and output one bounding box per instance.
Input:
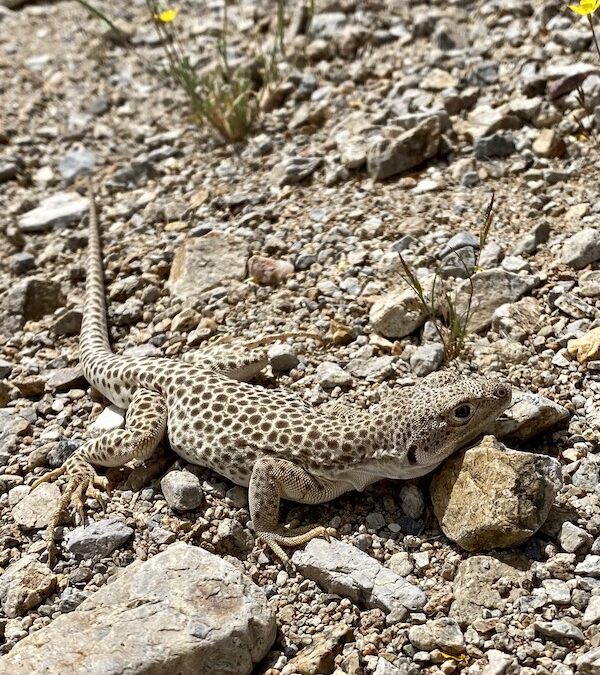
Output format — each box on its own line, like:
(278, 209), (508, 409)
(257, 524), (337, 565)
(32, 458), (110, 568)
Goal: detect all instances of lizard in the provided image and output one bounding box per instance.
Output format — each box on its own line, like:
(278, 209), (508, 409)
(30, 181), (512, 567)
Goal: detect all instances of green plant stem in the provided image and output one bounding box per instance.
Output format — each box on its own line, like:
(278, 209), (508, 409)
(74, 0), (125, 38)
(588, 15), (600, 62)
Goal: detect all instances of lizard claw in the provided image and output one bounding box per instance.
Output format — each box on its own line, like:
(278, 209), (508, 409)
(34, 457), (110, 568)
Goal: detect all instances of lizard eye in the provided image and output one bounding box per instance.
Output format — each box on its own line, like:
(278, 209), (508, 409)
(451, 403), (475, 423)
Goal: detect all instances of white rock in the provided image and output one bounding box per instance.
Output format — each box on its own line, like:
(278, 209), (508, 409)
(583, 595), (600, 628)
(88, 405), (126, 437)
(19, 192), (89, 233)
(559, 521), (593, 553)
(292, 537), (426, 612)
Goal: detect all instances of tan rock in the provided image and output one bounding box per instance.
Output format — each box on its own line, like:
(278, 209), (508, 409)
(286, 622), (354, 675)
(450, 555), (531, 626)
(12, 483), (61, 529)
(567, 326), (600, 364)
(168, 233), (248, 303)
(248, 255), (294, 286)
(431, 436), (561, 552)
(532, 128), (566, 158)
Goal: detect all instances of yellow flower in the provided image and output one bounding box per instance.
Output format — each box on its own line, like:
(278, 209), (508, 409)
(568, 0), (600, 15)
(155, 7), (179, 22)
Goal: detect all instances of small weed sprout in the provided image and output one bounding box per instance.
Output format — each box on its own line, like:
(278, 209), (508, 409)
(147, 2), (287, 143)
(397, 194), (495, 363)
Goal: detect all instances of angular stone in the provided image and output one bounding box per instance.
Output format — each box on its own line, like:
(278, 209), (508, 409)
(559, 521), (593, 553)
(493, 389), (569, 442)
(168, 233), (248, 304)
(292, 538), (426, 612)
(19, 192), (89, 233)
(316, 361), (352, 389)
(0, 543), (276, 675)
(161, 470), (203, 511)
(408, 618), (465, 654)
(12, 483), (61, 529)
(370, 286), (429, 339)
(65, 517), (134, 559)
(58, 149), (96, 182)
(532, 129), (566, 158)
(1, 277), (65, 335)
(431, 436), (562, 552)
(410, 343), (444, 377)
(271, 156), (322, 187)
(285, 622), (354, 675)
(474, 133), (516, 159)
(0, 555), (57, 618)
(450, 554), (531, 626)
(534, 619), (584, 642)
(367, 117), (440, 180)
(456, 269), (537, 332)
(577, 646), (600, 674)
(561, 228), (600, 270)
(576, 555), (600, 577)
(583, 596), (600, 628)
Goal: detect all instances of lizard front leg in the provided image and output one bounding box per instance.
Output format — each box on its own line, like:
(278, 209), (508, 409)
(249, 457), (349, 564)
(31, 388), (167, 566)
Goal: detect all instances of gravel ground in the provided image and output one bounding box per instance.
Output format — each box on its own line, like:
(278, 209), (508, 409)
(1, 1), (600, 673)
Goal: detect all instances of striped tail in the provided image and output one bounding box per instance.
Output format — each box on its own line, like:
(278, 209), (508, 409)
(79, 180), (112, 372)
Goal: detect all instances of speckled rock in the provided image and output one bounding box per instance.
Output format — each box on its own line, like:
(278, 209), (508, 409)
(0, 543), (276, 675)
(11, 483), (61, 529)
(0, 555), (57, 618)
(431, 436), (562, 551)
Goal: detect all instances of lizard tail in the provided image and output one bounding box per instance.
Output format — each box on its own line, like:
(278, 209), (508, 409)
(79, 179), (113, 371)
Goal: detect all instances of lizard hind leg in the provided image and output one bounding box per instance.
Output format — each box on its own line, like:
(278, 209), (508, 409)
(31, 388), (167, 567)
(249, 457), (343, 565)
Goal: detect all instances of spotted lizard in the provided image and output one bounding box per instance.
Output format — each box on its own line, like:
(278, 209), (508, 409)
(31, 182), (512, 566)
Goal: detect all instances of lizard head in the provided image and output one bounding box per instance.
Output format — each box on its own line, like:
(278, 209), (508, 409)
(389, 371), (512, 477)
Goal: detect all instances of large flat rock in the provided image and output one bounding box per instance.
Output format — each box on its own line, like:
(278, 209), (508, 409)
(0, 543), (276, 675)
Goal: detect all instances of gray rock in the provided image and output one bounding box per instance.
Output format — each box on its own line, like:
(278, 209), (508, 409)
(491, 297), (541, 343)
(439, 232), (480, 258)
(8, 251), (36, 274)
(439, 246), (477, 279)
(0, 359), (12, 378)
(456, 269), (537, 332)
(559, 522), (593, 553)
(493, 388), (569, 441)
(0, 158), (21, 182)
(213, 518), (253, 554)
(399, 485), (425, 520)
(408, 618), (465, 653)
(168, 233), (248, 304)
(0, 410), (31, 465)
(161, 470), (203, 511)
(577, 646), (600, 674)
(268, 344), (299, 371)
(271, 156), (322, 187)
(1, 543), (276, 675)
(583, 595), (600, 628)
(561, 228), (600, 269)
(316, 361), (352, 388)
(19, 192), (89, 232)
(367, 117), (440, 180)
(431, 436), (562, 552)
(579, 270), (600, 297)
(482, 649), (519, 675)
(52, 308), (83, 336)
(576, 555), (600, 577)
(0, 555), (57, 618)
(572, 460), (600, 490)
(388, 552), (414, 577)
(450, 554), (531, 626)
(534, 619), (584, 642)
(292, 538), (426, 612)
(58, 149), (96, 182)
(543, 578), (571, 604)
(12, 483), (61, 529)
(66, 517), (134, 558)
(410, 343), (444, 377)
(0, 277), (65, 335)
(475, 134), (516, 159)
(346, 355), (396, 381)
